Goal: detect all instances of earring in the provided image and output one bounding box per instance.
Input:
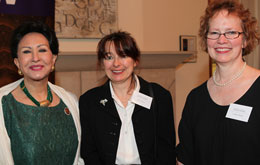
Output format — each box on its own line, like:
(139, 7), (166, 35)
(18, 69), (23, 76)
(51, 66), (55, 72)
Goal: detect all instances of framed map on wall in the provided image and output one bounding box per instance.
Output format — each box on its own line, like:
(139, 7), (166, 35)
(55, 0), (118, 38)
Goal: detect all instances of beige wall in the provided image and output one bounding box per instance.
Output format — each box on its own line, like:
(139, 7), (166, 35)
(141, 0), (209, 141)
(57, 0), (209, 140)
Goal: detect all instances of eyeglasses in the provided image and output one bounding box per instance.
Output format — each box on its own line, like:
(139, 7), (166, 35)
(207, 31), (244, 40)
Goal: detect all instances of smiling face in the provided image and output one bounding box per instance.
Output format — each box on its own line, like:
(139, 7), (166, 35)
(103, 41), (137, 85)
(207, 10), (246, 64)
(14, 32), (57, 82)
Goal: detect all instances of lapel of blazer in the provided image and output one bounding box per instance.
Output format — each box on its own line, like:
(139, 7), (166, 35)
(99, 77), (151, 118)
(99, 81), (120, 119)
(133, 76), (151, 114)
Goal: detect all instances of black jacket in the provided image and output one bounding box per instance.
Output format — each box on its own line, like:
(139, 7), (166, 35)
(79, 76), (176, 165)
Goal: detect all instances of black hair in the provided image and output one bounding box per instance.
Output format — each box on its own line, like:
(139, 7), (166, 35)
(10, 21), (59, 58)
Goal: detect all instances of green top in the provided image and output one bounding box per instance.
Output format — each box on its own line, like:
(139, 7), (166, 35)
(2, 93), (78, 165)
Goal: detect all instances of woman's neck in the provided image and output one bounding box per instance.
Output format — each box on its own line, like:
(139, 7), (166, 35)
(213, 60), (246, 86)
(23, 78), (49, 101)
(112, 77), (135, 100)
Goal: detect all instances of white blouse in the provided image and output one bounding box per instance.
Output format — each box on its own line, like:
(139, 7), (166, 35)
(109, 75), (141, 165)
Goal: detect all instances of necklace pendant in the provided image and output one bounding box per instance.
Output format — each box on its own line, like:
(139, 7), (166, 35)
(40, 100), (51, 107)
(20, 80), (53, 107)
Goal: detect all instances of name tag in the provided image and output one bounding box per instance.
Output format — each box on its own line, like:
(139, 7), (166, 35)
(131, 91), (153, 109)
(226, 103), (252, 122)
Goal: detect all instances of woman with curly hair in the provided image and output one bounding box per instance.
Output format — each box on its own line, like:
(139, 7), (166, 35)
(177, 0), (260, 164)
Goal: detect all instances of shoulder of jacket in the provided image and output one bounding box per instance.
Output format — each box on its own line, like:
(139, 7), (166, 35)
(80, 85), (104, 99)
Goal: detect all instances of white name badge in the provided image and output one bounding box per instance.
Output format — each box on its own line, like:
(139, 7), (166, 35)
(131, 91), (153, 109)
(225, 103), (253, 122)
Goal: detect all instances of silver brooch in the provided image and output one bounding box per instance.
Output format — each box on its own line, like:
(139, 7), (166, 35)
(100, 99), (108, 106)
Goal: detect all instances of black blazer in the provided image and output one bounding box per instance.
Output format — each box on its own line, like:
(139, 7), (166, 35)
(79, 76), (176, 165)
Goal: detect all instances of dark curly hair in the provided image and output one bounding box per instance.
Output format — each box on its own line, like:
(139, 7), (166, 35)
(97, 31), (140, 67)
(10, 21), (59, 58)
(199, 0), (260, 56)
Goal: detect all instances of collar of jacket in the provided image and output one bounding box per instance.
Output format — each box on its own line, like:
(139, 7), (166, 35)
(99, 76), (152, 118)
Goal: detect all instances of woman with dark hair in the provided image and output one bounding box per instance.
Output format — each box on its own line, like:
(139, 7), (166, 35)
(0, 21), (84, 165)
(177, 0), (260, 164)
(79, 31), (176, 165)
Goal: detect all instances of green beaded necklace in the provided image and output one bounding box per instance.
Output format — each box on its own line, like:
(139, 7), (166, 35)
(20, 80), (53, 107)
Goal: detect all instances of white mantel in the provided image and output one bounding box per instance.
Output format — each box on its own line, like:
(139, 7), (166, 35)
(55, 51), (195, 102)
(56, 51), (195, 71)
